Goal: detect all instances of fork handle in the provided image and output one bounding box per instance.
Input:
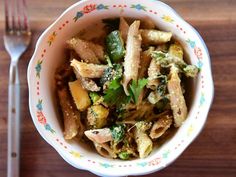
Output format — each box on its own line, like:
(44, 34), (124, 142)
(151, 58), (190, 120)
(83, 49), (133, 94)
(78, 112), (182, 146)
(7, 62), (20, 177)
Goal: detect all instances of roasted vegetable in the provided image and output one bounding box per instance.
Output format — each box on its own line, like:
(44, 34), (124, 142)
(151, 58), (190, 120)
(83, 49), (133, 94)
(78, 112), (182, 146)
(106, 30), (125, 63)
(100, 64), (123, 86)
(118, 151), (130, 160)
(68, 80), (91, 111)
(87, 105), (109, 128)
(110, 124), (126, 143)
(89, 92), (101, 104)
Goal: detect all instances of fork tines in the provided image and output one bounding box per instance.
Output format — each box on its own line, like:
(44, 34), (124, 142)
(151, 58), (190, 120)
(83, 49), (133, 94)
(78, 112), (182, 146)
(4, 0), (30, 32)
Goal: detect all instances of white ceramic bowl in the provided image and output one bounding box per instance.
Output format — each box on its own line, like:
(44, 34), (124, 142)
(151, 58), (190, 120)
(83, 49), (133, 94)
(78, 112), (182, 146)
(27, 0), (214, 176)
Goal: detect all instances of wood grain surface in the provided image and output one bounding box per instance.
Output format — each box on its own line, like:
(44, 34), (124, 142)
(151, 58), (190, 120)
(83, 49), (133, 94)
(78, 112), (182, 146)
(0, 0), (236, 177)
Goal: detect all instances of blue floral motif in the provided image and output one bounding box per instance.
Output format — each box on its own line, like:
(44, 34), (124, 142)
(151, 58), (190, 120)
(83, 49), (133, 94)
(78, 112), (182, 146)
(96, 4), (109, 10)
(73, 11), (84, 21)
(36, 99), (43, 111)
(200, 93), (205, 106)
(45, 123), (56, 133)
(162, 150), (170, 159)
(137, 162), (148, 167)
(197, 60), (203, 69)
(186, 39), (196, 48)
(131, 4), (147, 11)
(99, 163), (113, 168)
(35, 60), (43, 78)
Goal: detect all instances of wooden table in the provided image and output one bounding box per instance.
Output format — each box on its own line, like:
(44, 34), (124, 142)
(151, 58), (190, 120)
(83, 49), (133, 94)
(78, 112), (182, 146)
(0, 0), (236, 176)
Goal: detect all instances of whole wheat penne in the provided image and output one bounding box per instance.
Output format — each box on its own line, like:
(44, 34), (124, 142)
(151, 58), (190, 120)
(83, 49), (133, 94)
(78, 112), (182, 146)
(84, 128), (112, 144)
(123, 20), (142, 95)
(67, 38), (104, 64)
(150, 114), (173, 139)
(167, 64), (187, 127)
(71, 59), (108, 78)
(57, 87), (84, 140)
(119, 17), (129, 42)
(140, 29), (172, 45)
(147, 58), (161, 90)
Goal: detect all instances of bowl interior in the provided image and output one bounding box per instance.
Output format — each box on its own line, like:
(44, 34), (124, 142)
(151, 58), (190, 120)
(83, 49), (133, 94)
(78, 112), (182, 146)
(28, 0), (213, 176)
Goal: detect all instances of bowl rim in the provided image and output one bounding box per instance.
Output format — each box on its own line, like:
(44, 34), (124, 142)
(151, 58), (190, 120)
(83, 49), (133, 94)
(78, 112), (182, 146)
(27, 0), (214, 176)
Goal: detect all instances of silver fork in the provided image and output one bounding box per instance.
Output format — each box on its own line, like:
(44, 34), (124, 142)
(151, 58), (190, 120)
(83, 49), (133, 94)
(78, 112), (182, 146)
(3, 0), (31, 176)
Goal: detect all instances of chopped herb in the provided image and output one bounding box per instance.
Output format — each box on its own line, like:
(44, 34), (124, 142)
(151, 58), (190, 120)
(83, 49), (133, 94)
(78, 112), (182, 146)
(104, 79), (131, 107)
(129, 79), (148, 104)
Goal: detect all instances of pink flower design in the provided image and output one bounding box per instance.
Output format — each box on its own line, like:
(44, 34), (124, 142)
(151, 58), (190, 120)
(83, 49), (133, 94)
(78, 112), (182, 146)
(37, 111), (47, 125)
(148, 157), (161, 166)
(83, 4), (96, 13)
(194, 47), (203, 59)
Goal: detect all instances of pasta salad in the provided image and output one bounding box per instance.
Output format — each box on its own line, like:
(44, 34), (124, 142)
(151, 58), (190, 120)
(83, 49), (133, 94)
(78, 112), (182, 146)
(55, 17), (199, 160)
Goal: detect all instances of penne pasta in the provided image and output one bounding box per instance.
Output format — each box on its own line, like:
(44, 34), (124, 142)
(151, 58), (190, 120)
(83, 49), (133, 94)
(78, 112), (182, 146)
(119, 17), (129, 42)
(135, 121), (153, 158)
(94, 142), (117, 158)
(147, 58), (161, 90)
(67, 38), (104, 64)
(71, 59), (108, 78)
(167, 64), (187, 127)
(168, 42), (184, 60)
(84, 128), (112, 144)
(57, 87), (84, 140)
(139, 47), (155, 79)
(140, 29), (172, 45)
(150, 114), (173, 139)
(122, 20), (142, 95)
